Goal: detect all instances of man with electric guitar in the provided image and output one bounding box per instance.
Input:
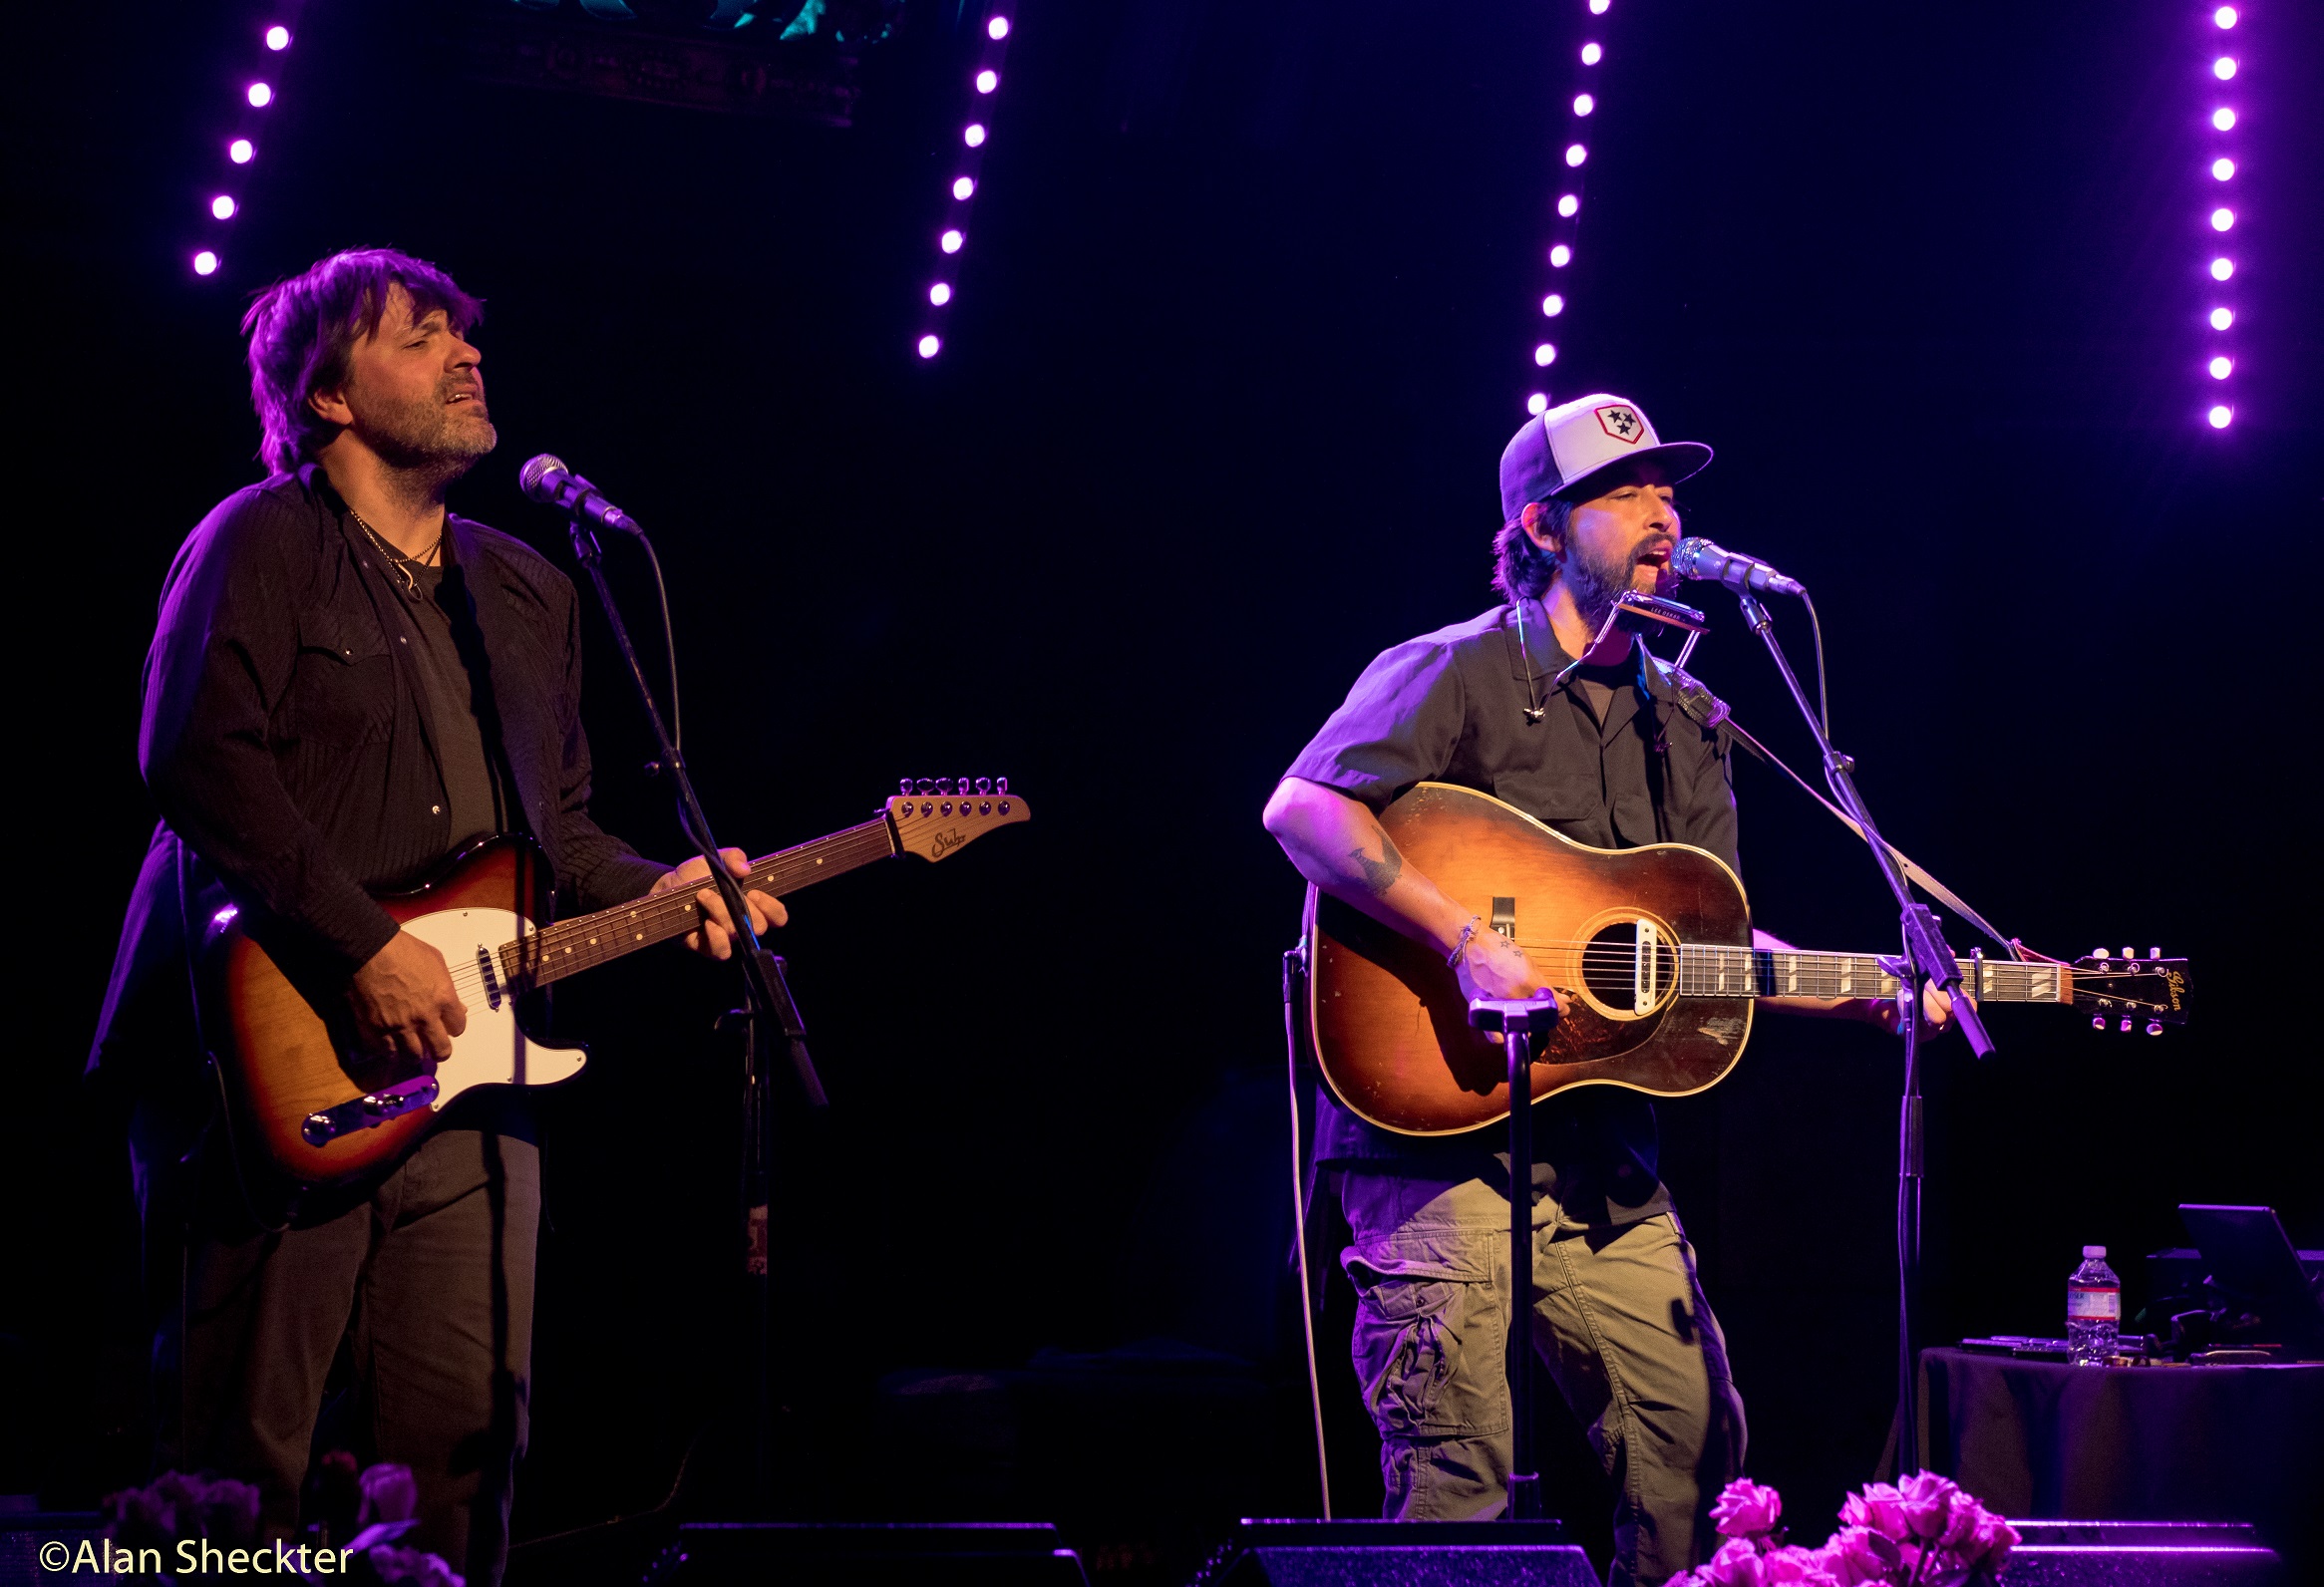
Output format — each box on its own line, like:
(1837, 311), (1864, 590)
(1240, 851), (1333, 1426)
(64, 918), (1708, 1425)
(90, 248), (788, 1586)
(1263, 394), (1958, 1586)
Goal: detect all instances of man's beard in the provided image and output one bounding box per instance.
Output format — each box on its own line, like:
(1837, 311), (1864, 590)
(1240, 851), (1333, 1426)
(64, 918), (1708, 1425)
(1560, 537), (1646, 630)
(356, 384), (498, 493)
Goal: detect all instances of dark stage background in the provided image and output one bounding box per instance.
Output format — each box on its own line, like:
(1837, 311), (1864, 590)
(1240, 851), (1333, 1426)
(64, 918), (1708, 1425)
(8, 0), (2320, 1575)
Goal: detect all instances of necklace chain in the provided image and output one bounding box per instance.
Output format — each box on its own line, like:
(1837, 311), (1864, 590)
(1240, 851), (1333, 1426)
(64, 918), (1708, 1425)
(350, 510), (444, 596)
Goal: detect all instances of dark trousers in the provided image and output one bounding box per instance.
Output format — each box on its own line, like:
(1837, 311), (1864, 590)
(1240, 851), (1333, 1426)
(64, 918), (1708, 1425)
(145, 1123), (538, 1587)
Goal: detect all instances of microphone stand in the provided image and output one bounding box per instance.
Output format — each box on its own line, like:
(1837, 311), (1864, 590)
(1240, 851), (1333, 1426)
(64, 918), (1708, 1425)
(1729, 590), (1994, 1479)
(559, 510), (827, 1513)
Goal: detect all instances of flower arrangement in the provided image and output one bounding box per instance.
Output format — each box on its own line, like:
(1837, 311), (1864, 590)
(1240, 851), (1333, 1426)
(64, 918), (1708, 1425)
(1667, 1472), (2021, 1587)
(101, 1461), (464, 1586)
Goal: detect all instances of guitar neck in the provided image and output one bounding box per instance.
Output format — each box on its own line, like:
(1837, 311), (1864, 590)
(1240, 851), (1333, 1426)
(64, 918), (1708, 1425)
(506, 814), (899, 990)
(1678, 945), (2072, 1004)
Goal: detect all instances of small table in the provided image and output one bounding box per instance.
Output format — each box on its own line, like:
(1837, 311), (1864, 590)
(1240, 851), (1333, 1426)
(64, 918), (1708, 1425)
(1916, 1347), (2323, 1569)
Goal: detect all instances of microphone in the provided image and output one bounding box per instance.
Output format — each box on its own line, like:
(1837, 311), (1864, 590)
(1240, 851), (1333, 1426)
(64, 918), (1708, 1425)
(519, 454), (643, 536)
(1671, 536), (1805, 598)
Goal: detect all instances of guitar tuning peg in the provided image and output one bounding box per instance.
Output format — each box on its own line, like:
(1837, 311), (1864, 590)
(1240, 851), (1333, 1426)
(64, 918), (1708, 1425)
(2149, 946), (2161, 960)
(2119, 1017), (2133, 1034)
(975, 777), (992, 795)
(2121, 946), (2134, 960)
(956, 776), (972, 798)
(2091, 947), (2108, 961)
(899, 778), (913, 795)
(2091, 1015), (2105, 1030)
(996, 776), (1009, 794)
(915, 779), (934, 796)
(2146, 1021), (2163, 1036)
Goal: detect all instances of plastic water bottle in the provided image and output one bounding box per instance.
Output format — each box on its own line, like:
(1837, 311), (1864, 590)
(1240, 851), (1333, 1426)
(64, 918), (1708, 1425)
(2066, 1244), (2121, 1365)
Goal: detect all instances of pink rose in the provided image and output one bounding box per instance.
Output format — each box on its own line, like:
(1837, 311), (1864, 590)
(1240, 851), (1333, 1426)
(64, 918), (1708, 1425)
(1954, 1506), (2022, 1574)
(1700, 1536), (1770, 1587)
(1894, 1470), (1959, 1541)
(358, 1462), (421, 1525)
(1839, 1482), (1907, 1542)
(1711, 1478), (1786, 1542)
(1761, 1543), (1840, 1586)
(1813, 1525), (1901, 1586)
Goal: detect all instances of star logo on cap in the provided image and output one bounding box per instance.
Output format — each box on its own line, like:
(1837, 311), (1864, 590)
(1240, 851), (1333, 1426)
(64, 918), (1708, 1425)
(1595, 405), (1644, 444)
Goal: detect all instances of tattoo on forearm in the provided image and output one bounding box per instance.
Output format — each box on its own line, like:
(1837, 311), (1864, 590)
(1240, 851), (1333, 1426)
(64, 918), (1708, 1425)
(1350, 834), (1405, 896)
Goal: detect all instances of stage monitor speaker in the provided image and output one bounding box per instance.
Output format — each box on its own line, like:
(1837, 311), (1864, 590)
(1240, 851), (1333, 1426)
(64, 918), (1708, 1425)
(2001, 1521), (2285, 1586)
(647, 1521), (1091, 1586)
(1192, 1519), (1596, 1587)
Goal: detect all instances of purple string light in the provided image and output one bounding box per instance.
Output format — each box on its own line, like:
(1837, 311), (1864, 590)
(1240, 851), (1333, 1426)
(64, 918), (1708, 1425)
(916, 6), (1017, 360)
(190, 7), (308, 279)
(2202, 2), (2240, 429)
(1523, 0), (1614, 415)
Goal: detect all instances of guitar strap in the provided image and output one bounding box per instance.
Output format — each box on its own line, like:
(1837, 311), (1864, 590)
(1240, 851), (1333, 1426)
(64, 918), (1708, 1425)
(1655, 658), (2019, 958)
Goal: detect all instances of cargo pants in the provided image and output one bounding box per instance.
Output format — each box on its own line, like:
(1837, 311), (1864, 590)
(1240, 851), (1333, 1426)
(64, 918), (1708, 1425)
(1339, 1166), (1746, 1587)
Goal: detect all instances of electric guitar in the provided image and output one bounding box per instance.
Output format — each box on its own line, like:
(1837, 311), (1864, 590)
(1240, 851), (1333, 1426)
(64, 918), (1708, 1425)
(207, 780), (1029, 1185)
(1306, 782), (2189, 1136)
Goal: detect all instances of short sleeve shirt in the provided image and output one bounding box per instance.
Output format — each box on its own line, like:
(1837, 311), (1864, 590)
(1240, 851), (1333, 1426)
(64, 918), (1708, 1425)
(1284, 601), (1740, 1224)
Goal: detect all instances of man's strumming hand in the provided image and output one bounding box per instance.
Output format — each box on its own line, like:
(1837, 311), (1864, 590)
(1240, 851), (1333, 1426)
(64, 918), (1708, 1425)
(1452, 923), (1547, 1003)
(648, 847), (789, 961)
(348, 930), (469, 1067)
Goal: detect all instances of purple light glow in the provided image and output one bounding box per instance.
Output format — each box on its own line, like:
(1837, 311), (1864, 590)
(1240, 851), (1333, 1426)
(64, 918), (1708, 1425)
(247, 82), (272, 107)
(1540, 294), (1565, 317)
(987, 15), (1010, 39)
(210, 195), (236, 219)
(2209, 307), (2233, 329)
(965, 123), (987, 147)
(2212, 5), (2236, 26)
(2211, 108), (2235, 130)
(1587, 0), (1609, 13)
(1564, 144), (1587, 167)
(2210, 157), (2235, 179)
(2210, 256), (2233, 279)
(1527, 393), (1550, 415)
(1572, 94), (1595, 116)
(1549, 244), (1572, 267)
(192, 250), (219, 276)
(975, 69), (999, 94)
(2211, 56), (2236, 80)
(2210, 206), (2234, 230)
(952, 176), (975, 199)
(2207, 356), (2232, 379)
(2207, 404), (2232, 428)
(229, 139), (254, 163)
(1557, 193), (1579, 217)
(1534, 343), (1557, 366)
(1580, 42), (1602, 65)
(918, 334), (940, 359)
(941, 228), (964, 253)
(265, 24), (290, 49)
(930, 282), (952, 305)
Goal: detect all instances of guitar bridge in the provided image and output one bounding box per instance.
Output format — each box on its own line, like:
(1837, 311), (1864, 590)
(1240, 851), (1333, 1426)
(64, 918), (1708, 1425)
(301, 1075), (441, 1147)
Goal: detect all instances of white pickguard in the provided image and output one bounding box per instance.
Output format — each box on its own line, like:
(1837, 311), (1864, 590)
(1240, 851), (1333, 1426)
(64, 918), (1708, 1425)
(400, 905), (586, 1111)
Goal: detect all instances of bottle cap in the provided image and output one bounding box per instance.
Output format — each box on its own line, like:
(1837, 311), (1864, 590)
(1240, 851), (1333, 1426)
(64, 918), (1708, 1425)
(2083, 1244), (2106, 1257)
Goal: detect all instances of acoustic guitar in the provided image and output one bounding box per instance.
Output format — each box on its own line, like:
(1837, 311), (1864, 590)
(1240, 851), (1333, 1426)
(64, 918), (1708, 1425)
(1306, 782), (2188, 1136)
(207, 780), (1029, 1186)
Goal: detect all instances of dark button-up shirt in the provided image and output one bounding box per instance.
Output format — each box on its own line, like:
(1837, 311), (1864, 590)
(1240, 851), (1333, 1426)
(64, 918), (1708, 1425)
(1283, 600), (1739, 1223)
(91, 466), (668, 1082)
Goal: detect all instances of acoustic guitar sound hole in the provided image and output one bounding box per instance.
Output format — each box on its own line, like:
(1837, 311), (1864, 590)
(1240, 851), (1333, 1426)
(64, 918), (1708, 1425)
(1578, 921), (1679, 1011)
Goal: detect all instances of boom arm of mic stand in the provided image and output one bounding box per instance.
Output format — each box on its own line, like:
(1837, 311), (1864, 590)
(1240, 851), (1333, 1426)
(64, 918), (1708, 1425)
(1732, 592), (1995, 1060)
(563, 516), (829, 1109)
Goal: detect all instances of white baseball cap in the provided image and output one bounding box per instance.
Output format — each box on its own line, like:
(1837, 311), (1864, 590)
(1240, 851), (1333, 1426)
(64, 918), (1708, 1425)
(1498, 392), (1713, 520)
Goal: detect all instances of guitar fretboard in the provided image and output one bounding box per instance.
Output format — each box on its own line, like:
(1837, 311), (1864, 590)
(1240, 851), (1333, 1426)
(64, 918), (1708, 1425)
(1676, 946), (2069, 1003)
(501, 816), (898, 991)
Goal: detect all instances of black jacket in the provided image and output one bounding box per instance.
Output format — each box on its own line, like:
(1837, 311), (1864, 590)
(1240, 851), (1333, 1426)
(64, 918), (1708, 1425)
(91, 466), (667, 1083)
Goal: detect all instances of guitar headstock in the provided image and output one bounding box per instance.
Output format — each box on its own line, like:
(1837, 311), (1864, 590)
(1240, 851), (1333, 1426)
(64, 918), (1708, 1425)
(2071, 946), (2190, 1035)
(887, 776), (1031, 861)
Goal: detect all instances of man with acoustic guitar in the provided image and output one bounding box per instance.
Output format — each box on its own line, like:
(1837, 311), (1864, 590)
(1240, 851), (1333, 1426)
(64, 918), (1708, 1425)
(1263, 394), (1951, 1585)
(91, 248), (782, 1585)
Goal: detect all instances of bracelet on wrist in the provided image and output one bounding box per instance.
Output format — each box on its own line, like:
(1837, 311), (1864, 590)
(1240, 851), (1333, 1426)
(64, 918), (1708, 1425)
(1446, 915), (1483, 968)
